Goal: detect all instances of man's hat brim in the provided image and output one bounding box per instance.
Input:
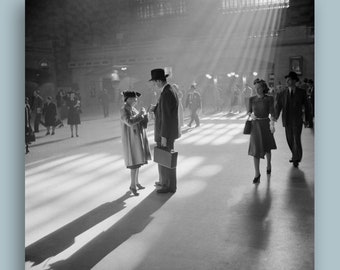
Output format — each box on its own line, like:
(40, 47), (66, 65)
(149, 74), (169, 81)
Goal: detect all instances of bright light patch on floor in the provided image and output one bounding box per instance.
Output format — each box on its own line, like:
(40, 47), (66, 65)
(25, 153), (89, 178)
(194, 124), (234, 145)
(177, 156), (205, 178)
(175, 180), (207, 198)
(232, 137), (249, 144)
(211, 123), (244, 145)
(179, 123), (226, 144)
(193, 165), (223, 177)
(26, 154), (118, 195)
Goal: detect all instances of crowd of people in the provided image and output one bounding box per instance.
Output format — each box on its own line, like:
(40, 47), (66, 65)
(119, 69), (313, 195)
(25, 89), (82, 153)
(25, 68), (313, 194)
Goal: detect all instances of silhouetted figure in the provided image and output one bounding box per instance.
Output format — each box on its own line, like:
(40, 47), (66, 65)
(32, 90), (43, 132)
(185, 84), (202, 128)
(66, 92), (81, 138)
(43, 96), (57, 135)
(99, 89), (110, 117)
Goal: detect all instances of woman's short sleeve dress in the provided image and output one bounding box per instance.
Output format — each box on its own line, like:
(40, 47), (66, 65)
(248, 95), (277, 159)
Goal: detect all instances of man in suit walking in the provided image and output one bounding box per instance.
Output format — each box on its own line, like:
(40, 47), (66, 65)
(149, 68), (179, 193)
(185, 84), (202, 128)
(275, 71), (311, 167)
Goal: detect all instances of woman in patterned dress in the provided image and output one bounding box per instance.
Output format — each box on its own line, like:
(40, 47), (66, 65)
(247, 79), (277, 184)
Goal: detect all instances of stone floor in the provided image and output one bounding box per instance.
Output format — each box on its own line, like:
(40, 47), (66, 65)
(25, 111), (314, 270)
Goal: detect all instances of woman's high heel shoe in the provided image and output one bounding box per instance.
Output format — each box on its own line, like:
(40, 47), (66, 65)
(136, 184), (145, 190)
(129, 187), (139, 196)
(253, 174), (261, 184)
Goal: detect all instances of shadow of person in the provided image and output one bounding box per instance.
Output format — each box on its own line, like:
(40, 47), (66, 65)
(48, 190), (173, 270)
(180, 126), (194, 135)
(285, 167), (314, 238)
(244, 182), (272, 250)
(25, 192), (131, 266)
(80, 136), (120, 147)
(30, 137), (69, 148)
(225, 181), (272, 267)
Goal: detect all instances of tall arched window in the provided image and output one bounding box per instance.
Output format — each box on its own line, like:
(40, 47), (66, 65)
(135, 0), (188, 19)
(221, 0), (289, 13)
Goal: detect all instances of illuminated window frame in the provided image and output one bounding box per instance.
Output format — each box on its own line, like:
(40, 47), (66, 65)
(221, 0), (289, 13)
(135, 0), (188, 19)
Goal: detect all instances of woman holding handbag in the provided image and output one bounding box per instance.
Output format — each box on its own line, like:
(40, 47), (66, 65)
(120, 91), (151, 196)
(247, 79), (277, 184)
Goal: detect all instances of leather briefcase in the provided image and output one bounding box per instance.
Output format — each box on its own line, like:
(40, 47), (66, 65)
(153, 146), (178, 169)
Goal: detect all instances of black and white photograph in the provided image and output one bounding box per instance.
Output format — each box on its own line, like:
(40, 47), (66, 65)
(24, 1), (315, 269)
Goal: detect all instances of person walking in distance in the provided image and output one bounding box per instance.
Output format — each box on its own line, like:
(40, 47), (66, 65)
(55, 90), (65, 127)
(32, 90), (43, 132)
(66, 91), (81, 137)
(43, 96), (57, 135)
(275, 71), (311, 167)
(99, 89), (110, 118)
(185, 84), (202, 128)
(149, 68), (179, 193)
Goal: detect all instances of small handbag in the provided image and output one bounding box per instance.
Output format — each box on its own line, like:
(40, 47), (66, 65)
(243, 118), (252, 135)
(153, 146), (178, 169)
(140, 116), (148, 129)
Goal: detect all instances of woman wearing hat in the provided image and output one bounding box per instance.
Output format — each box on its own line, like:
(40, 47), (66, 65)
(247, 79), (277, 184)
(120, 91), (151, 196)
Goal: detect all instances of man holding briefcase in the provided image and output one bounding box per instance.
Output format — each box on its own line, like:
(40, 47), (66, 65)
(149, 68), (180, 193)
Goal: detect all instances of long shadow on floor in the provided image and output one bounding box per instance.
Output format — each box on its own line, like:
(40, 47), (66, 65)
(25, 192), (131, 265)
(48, 190), (173, 270)
(30, 138), (70, 147)
(244, 179), (272, 250)
(80, 136), (121, 147)
(221, 176), (272, 268)
(284, 167), (314, 269)
(236, 177), (272, 249)
(286, 167), (314, 231)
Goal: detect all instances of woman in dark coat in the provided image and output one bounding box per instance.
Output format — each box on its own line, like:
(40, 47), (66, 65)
(43, 96), (57, 135)
(66, 92), (81, 137)
(120, 91), (151, 196)
(247, 79), (277, 184)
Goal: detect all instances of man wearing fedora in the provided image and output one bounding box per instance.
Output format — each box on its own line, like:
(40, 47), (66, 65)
(149, 68), (179, 193)
(275, 71), (311, 167)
